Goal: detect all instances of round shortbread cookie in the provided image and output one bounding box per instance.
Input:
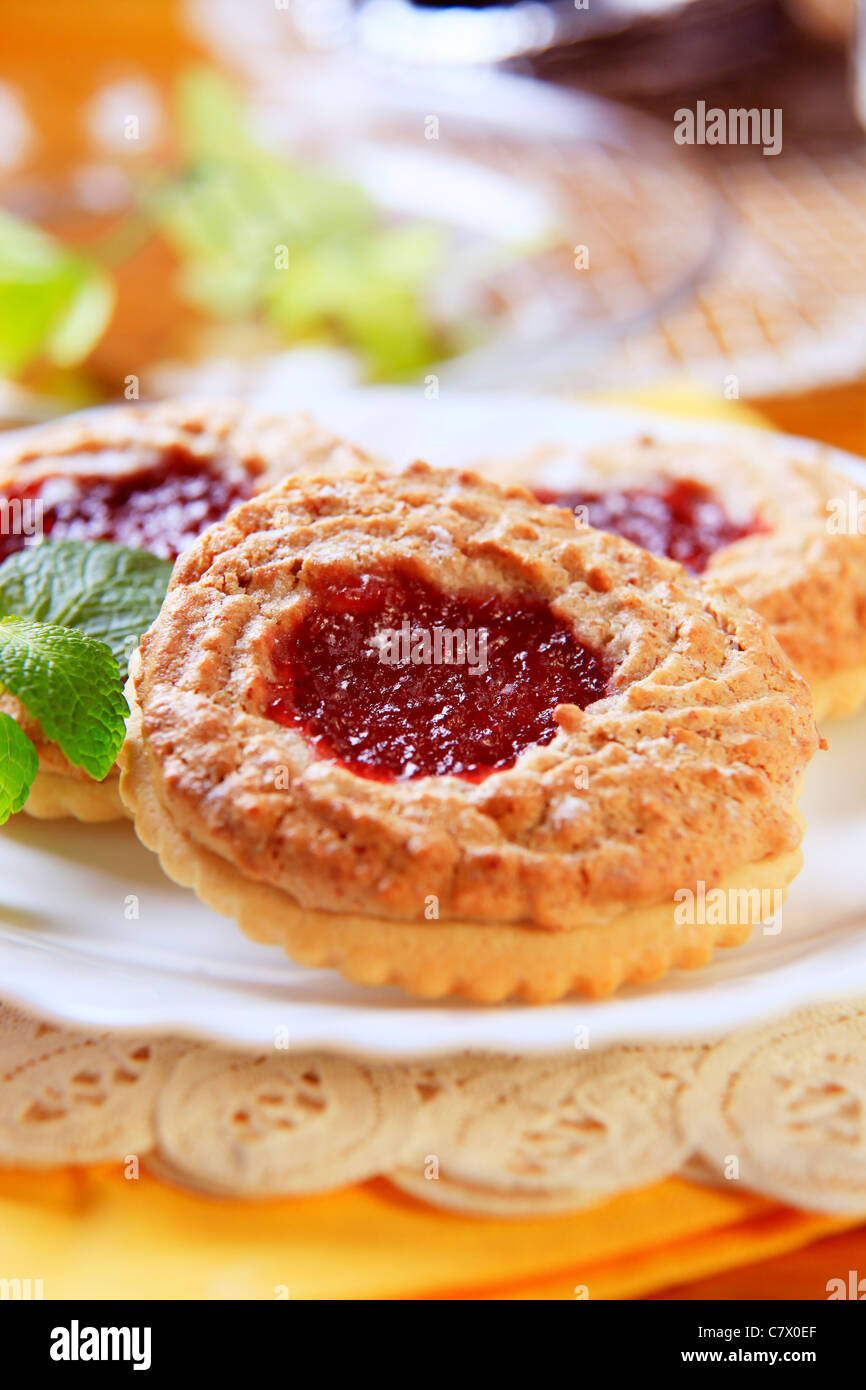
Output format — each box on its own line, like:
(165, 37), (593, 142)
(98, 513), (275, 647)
(122, 460), (817, 1002)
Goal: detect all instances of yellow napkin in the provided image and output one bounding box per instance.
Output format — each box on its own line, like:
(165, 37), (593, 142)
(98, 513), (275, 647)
(0, 1166), (852, 1300)
(584, 381), (770, 430)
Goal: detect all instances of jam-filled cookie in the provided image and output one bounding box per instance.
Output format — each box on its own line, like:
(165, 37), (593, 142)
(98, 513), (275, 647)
(0, 400), (372, 821)
(496, 435), (866, 723)
(121, 462), (818, 1003)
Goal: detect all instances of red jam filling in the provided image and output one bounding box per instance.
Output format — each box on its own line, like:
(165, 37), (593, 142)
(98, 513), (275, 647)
(265, 571), (609, 781)
(0, 447), (255, 563)
(534, 477), (762, 574)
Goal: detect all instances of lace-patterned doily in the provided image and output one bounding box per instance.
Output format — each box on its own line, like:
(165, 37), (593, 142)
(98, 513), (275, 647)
(0, 1008), (185, 1167)
(1, 1000), (865, 1216)
(679, 1003), (866, 1214)
(153, 1049), (420, 1198)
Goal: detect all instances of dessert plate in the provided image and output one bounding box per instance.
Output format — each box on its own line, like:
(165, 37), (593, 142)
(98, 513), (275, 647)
(1, 392), (864, 1057)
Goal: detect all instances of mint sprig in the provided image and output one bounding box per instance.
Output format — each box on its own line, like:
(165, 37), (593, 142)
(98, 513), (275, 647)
(0, 712), (39, 822)
(0, 539), (171, 821)
(0, 616), (128, 784)
(0, 539), (172, 670)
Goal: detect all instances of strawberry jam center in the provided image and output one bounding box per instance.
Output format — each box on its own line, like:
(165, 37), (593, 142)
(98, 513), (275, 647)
(265, 572), (608, 780)
(0, 447), (255, 563)
(534, 477), (762, 574)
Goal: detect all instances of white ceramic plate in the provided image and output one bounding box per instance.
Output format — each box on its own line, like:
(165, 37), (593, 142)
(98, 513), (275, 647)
(1, 391), (864, 1058)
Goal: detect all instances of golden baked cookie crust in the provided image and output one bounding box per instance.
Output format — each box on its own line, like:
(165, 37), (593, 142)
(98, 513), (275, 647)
(120, 724), (804, 1002)
(121, 462), (817, 998)
(495, 436), (866, 715)
(22, 768), (125, 822)
(0, 397), (376, 498)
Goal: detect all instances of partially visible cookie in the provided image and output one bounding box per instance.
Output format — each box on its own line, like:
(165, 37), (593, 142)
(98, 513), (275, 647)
(0, 400), (376, 821)
(492, 435), (866, 721)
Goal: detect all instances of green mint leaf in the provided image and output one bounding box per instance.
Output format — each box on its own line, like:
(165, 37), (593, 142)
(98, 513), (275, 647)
(0, 540), (172, 671)
(0, 712), (39, 824)
(151, 69), (447, 378)
(0, 210), (115, 375)
(0, 617), (128, 781)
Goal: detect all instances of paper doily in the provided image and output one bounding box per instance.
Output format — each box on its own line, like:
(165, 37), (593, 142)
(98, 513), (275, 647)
(2, 999), (865, 1218)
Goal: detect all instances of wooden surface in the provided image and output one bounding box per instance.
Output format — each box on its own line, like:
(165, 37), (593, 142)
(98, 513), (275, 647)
(0, 0), (864, 1298)
(757, 383), (866, 459)
(654, 1226), (866, 1301)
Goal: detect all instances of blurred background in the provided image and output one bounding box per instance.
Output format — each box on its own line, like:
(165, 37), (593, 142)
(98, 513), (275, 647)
(0, 0), (864, 451)
(2, 0), (866, 1303)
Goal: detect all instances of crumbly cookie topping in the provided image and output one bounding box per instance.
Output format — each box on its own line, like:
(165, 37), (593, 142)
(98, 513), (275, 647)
(131, 462), (818, 929)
